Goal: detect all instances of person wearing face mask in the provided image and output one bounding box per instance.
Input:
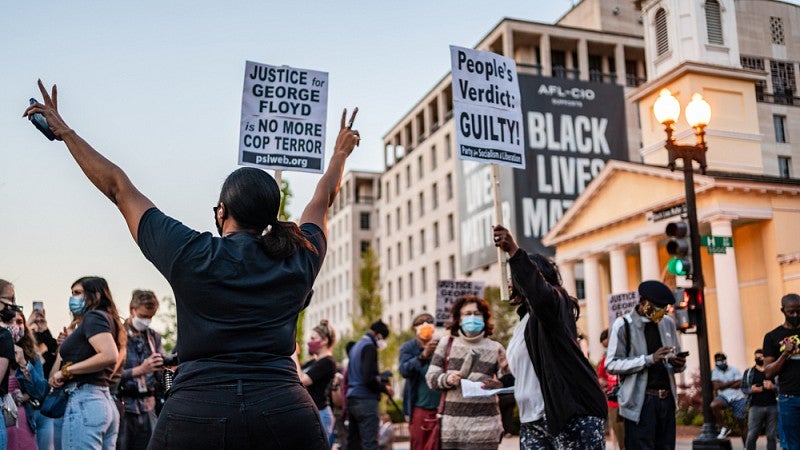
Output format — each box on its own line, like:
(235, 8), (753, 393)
(741, 349), (778, 450)
(117, 290), (163, 450)
(347, 319), (393, 450)
(7, 310), (48, 450)
(0, 281), (22, 449)
(398, 313), (441, 450)
(763, 293), (800, 450)
(425, 296), (508, 450)
(294, 320), (338, 447)
(604, 280), (686, 450)
(492, 228), (607, 449)
(711, 352), (747, 441)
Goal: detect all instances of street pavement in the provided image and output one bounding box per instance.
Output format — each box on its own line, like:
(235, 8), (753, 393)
(393, 434), (766, 449)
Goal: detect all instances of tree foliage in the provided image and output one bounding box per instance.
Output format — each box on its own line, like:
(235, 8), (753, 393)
(157, 295), (178, 353)
(353, 246), (383, 334)
(484, 286), (519, 348)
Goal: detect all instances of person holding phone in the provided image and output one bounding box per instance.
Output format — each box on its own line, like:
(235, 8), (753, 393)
(604, 280), (686, 450)
(24, 80), (360, 449)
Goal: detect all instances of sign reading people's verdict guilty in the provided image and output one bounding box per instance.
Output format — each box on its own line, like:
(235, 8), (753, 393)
(238, 61), (328, 173)
(449, 46), (525, 169)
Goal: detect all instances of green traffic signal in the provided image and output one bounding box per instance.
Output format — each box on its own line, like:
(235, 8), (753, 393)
(667, 256), (691, 276)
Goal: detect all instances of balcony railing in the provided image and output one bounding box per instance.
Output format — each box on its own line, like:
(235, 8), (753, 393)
(757, 91), (799, 106)
(626, 74), (647, 87)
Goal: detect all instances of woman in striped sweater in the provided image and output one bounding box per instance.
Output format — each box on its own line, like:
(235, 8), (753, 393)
(426, 295), (508, 450)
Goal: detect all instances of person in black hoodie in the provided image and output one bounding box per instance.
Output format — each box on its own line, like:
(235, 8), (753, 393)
(493, 225), (607, 449)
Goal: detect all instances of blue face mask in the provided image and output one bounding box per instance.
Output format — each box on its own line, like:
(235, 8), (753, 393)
(68, 296), (86, 315)
(461, 316), (485, 335)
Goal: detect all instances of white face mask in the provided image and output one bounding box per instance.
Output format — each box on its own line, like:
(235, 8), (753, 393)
(131, 316), (151, 332)
(377, 339), (388, 350)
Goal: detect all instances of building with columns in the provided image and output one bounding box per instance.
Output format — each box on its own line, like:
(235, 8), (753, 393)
(305, 0), (800, 376)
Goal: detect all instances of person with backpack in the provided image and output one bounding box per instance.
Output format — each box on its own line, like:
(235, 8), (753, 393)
(741, 348), (778, 450)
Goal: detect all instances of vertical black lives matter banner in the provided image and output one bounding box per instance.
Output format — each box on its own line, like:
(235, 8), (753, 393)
(513, 75), (628, 255)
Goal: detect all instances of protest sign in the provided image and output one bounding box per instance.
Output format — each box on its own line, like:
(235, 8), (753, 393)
(435, 280), (486, 327)
(449, 46), (524, 169)
(238, 61), (328, 173)
(608, 291), (639, 327)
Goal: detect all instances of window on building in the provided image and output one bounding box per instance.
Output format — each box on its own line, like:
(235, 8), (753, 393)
(775, 115), (788, 143)
(588, 55), (603, 83)
(770, 60), (796, 104)
(432, 183), (439, 209)
(575, 279), (585, 299)
(398, 276), (403, 300)
(445, 134), (452, 160)
(360, 240), (370, 255)
(420, 229), (426, 254)
(387, 247), (392, 270)
(447, 214), (455, 242)
(399, 312), (404, 330)
(434, 261), (441, 283)
(434, 222), (440, 248)
(551, 50), (567, 78)
(359, 212), (370, 230)
(396, 207), (401, 231)
(419, 192), (425, 216)
(408, 236), (413, 260)
(779, 156), (792, 179)
(397, 242), (402, 266)
(409, 272), (415, 297)
(384, 181), (390, 203)
(407, 200), (412, 225)
(421, 267), (428, 292)
(395, 173), (400, 196)
(448, 255), (456, 279)
(446, 173), (453, 200)
(655, 8), (669, 56)
(387, 281), (393, 304)
(431, 145), (437, 169)
(705, 0), (723, 45)
(418, 155), (424, 180)
(385, 213), (391, 235)
(771, 17), (785, 45)
(406, 165), (411, 188)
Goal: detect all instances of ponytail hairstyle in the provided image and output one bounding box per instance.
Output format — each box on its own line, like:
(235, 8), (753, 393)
(80, 277), (127, 351)
(219, 168), (316, 259)
(531, 253), (580, 321)
(313, 319), (337, 349)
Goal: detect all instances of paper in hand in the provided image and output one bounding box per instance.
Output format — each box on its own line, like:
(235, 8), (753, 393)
(460, 379), (515, 398)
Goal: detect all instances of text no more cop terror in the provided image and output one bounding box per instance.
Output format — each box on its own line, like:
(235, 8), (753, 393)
(242, 118), (324, 154)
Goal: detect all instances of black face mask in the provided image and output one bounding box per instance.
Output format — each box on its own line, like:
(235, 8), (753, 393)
(755, 357), (764, 366)
(787, 315), (800, 328)
(0, 307), (16, 323)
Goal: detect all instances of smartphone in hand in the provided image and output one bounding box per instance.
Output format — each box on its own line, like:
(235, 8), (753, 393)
(28, 98), (56, 141)
(32, 301), (44, 312)
(676, 351), (690, 358)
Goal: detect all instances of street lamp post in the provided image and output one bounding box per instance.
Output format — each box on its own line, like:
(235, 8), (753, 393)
(653, 89), (730, 450)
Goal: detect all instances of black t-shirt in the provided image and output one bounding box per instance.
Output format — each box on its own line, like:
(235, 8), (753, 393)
(763, 325), (800, 395)
(58, 310), (116, 386)
(0, 329), (15, 395)
(745, 367), (777, 407)
(137, 208), (326, 389)
(302, 356), (336, 409)
(644, 321), (670, 390)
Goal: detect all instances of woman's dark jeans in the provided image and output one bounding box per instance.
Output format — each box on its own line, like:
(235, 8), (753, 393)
(147, 381), (328, 450)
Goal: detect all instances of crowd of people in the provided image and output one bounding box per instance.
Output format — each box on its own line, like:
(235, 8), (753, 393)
(13, 81), (800, 450)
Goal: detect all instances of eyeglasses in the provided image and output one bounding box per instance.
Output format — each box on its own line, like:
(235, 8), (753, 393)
(461, 311), (483, 317)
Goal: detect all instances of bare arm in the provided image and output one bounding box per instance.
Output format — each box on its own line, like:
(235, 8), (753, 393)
(299, 108), (360, 232)
(24, 81), (154, 242)
(49, 332), (118, 387)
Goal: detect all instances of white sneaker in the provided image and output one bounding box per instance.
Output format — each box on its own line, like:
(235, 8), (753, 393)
(717, 427), (730, 439)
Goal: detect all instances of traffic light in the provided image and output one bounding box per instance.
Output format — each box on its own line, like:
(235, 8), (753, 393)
(665, 221), (692, 277)
(673, 287), (701, 333)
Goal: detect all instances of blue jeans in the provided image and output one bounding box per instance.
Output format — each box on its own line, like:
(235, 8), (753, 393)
(624, 393), (676, 450)
(148, 381), (327, 450)
(62, 384), (120, 450)
(778, 394), (800, 450)
(32, 409), (55, 450)
(347, 397), (380, 450)
(319, 405), (335, 447)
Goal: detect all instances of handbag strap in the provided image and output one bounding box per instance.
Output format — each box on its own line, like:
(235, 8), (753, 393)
(437, 336), (455, 416)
